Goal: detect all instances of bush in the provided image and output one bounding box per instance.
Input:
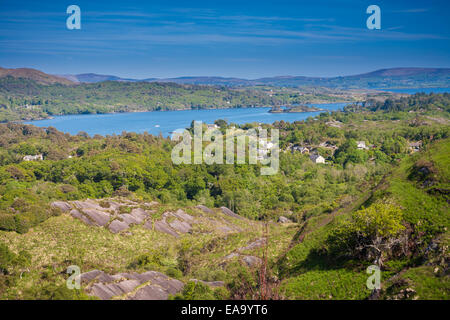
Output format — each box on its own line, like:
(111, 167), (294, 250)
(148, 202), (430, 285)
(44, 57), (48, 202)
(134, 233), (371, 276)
(0, 242), (30, 274)
(0, 214), (16, 232)
(166, 267), (183, 279)
(172, 281), (216, 300)
(0, 242), (16, 274)
(326, 203), (407, 266)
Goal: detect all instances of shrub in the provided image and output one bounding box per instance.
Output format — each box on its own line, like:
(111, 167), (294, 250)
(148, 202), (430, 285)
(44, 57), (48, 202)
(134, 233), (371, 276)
(166, 267), (183, 279)
(326, 203), (407, 266)
(0, 242), (16, 274)
(172, 281), (216, 300)
(0, 214), (16, 232)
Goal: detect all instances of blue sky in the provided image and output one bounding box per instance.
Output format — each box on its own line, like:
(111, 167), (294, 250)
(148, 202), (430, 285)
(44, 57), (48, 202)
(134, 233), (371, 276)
(0, 0), (449, 78)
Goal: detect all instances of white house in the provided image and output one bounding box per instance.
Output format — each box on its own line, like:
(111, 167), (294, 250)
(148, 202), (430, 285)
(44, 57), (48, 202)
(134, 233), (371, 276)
(310, 154), (325, 164)
(23, 154), (43, 161)
(207, 124), (219, 129)
(292, 145), (309, 154)
(356, 141), (368, 150)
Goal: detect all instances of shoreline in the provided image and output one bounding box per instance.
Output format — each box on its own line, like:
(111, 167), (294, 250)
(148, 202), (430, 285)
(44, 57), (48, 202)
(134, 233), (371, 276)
(20, 101), (352, 123)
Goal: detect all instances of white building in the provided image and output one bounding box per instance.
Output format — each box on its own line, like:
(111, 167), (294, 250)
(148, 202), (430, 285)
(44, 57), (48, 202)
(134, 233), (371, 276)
(310, 154), (325, 164)
(23, 154), (43, 161)
(207, 124), (219, 129)
(292, 145), (309, 154)
(357, 141), (368, 150)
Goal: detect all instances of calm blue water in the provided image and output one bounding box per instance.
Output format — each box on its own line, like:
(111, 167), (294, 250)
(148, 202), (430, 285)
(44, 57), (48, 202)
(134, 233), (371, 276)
(381, 87), (450, 94)
(25, 103), (347, 137)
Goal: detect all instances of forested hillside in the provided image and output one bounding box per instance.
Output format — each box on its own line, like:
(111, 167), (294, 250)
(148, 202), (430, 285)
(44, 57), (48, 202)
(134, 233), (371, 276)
(0, 76), (356, 122)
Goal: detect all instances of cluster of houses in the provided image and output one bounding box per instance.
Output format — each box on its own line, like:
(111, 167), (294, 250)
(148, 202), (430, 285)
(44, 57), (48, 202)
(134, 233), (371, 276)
(289, 140), (370, 164)
(22, 154), (75, 161)
(288, 144), (329, 164)
(289, 138), (423, 164)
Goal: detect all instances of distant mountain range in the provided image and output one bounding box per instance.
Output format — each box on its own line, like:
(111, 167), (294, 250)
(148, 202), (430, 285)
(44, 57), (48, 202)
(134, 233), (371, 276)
(57, 67), (450, 89)
(1, 66), (449, 89)
(0, 67), (73, 85)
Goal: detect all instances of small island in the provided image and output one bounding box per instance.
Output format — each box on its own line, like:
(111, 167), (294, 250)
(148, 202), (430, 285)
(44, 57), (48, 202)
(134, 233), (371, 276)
(268, 105), (325, 113)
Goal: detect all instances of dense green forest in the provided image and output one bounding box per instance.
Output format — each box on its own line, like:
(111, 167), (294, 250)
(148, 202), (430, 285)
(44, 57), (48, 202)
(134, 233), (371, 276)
(0, 93), (448, 300)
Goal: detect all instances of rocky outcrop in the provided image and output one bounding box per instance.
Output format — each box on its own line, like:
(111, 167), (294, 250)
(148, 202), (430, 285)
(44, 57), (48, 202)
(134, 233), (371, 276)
(50, 199), (159, 234)
(220, 207), (243, 219)
(196, 205), (214, 214)
(51, 199), (244, 237)
(154, 218), (179, 237)
(238, 238), (266, 252)
(223, 238), (266, 268)
(278, 216), (292, 223)
(80, 269), (184, 300)
(241, 255), (262, 267)
(108, 219), (129, 233)
(51, 201), (72, 212)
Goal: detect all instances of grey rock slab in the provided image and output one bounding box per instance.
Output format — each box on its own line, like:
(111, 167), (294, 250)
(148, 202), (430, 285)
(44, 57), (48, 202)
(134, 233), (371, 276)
(129, 284), (168, 300)
(166, 279), (185, 294)
(130, 208), (149, 223)
(242, 255), (262, 267)
(119, 213), (140, 226)
(70, 209), (93, 225)
(117, 280), (141, 293)
(195, 205), (214, 214)
(143, 220), (153, 230)
(105, 283), (125, 296)
(149, 277), (184, 295)
(108, 219), (129, 233)
(154, 219), (179, 237)
(104, 200), (121, 211)
(278, 216), (292, 223)
(113, 272), (140, 281)
(51, 201), (72, 212)
(72, 200), (102, 211)
(238, 238), (266, 252)
(82, 209), (111, 226)
(173, 209), (194, 222)
(220, 207), (243, 219)
(135, 271), (166, 283)
(168, 219), (192, 234)
(224, 252), (240, 260)
(89, 283), (118, 300)
(80, 270), (103, 284)
(97, 272), (115, 284)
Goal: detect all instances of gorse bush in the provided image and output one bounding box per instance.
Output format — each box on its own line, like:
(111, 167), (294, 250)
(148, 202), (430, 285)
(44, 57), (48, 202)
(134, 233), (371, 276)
(326, 203), (407, 266)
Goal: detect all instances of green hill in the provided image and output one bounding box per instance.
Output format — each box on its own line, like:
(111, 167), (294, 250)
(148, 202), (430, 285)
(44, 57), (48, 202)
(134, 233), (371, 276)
(277, 138), (449, 300)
